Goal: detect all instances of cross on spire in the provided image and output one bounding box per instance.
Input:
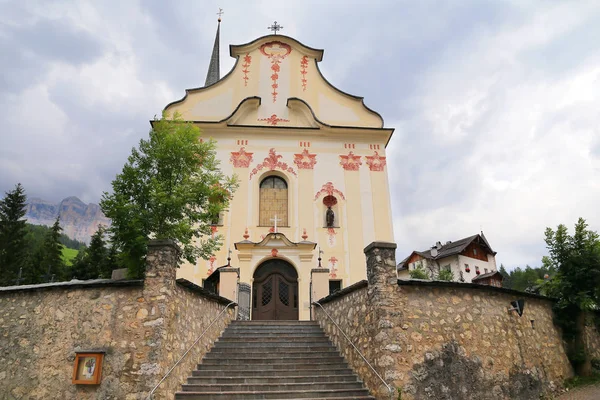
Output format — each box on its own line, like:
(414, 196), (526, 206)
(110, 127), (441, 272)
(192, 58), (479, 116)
(267, 21), (283, 34)
(217, 8), (224, 22)
(270, 214), (281, 233)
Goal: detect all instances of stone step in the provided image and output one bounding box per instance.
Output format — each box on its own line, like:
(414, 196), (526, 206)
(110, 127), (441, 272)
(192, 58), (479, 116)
(212, 341), (334, 348)
(191, 368), (354, 378)
(186, 374), (358, 385)
(175, 388), (372, 399)
(217, 336), (331, 343)
(198, 360), (348, 369)
(221, 329), (326, 338)
(230, 321), (319, 326)
(203, 350), (342, 359)
(181, 381), (365, 393)
(208, 346), (339, 354)
(174, 321), (373, 399)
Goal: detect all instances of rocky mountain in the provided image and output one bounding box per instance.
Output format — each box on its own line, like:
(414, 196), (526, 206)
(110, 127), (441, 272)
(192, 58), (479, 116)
(25, 196), (111, 244)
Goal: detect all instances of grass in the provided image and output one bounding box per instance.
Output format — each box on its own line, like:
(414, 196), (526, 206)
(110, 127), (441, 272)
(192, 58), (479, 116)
(564, 371), (600, 390)
(61, 246), (78, 266)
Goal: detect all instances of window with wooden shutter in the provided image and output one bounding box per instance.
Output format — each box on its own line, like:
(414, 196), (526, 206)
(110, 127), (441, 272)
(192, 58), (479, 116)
(259, 176), (288, 226)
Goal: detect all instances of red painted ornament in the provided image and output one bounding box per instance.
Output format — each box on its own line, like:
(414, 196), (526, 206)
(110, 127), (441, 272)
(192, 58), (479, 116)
(339, 151), (362, 171)
(243, 228), (249, 240)
(242, 53), (252, 86)
(249, 148), (297, 180)
(293, 148), (317, 169)
(365, 151), (387, 172)
(302, 228), (308, 240)
(230, 147), (254, 168)
(258, 114), (290, 126)
(260, 41), (292, 102)
(271, 248), (279, 257)
(314, 182), (346, 201)
(300, 55), (309, 91)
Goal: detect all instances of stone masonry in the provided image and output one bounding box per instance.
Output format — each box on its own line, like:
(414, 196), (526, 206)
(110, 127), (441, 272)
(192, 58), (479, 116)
(314, 241), (586, 400)
(0, 239), (234, 400)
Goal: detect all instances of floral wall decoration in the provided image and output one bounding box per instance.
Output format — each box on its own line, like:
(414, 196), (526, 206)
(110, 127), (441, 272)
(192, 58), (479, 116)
(249, 148), (297, 180)
(293, 148), (317, 169)
(230, 147), (254, 168)
(207, 255), (217, 276)
(258, 114), (290, 126)
(259, 41), (292, 103)
(242, 53), (252, 86)
(300, 55), (309, 91)
(365, 151), (387, 172)
(328, 256), (339, 278)
(339, 151), (362, 171)
(327, 228), (337, 247)
(314, 182), (346, 201)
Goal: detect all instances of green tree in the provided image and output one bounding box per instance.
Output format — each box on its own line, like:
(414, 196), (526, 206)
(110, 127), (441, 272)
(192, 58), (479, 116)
(409, 263), (430, 280)
(436, 268), (454, 281)
(498, 264), (510, 287)
(0, 183), (28, 285)
(101, 112), (238, 277)
(542, 218), (600, 376)
(37, 217), (66, 283)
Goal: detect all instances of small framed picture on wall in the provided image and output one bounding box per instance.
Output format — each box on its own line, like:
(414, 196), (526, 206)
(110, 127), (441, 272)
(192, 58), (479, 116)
(72, 352), (104, 385)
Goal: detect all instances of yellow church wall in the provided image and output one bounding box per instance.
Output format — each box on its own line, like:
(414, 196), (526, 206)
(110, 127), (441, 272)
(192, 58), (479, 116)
(165, 34), (394, 320)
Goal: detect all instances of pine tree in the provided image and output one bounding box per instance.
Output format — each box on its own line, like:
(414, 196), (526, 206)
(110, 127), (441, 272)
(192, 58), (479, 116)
(0, 183), (28, 286)
(87, 226), (107, 279)
(38, 216), (66, 283)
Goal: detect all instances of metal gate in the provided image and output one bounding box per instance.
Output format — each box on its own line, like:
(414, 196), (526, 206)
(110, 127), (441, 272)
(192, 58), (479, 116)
(237, 282), (251, 320)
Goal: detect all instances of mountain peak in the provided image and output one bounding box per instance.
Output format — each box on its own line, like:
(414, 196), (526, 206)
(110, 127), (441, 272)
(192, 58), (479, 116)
(25, 196), (110, 244)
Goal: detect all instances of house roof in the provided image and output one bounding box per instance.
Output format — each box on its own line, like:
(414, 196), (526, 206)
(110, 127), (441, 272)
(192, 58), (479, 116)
(397, 233), (496, 270)
(472, 270), (503, 282)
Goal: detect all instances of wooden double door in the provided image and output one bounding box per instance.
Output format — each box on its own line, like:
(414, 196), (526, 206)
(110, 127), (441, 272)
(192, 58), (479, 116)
(252, 259), (298, 320)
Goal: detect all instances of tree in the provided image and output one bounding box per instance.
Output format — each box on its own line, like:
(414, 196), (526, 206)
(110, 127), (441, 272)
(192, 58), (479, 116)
(542, 218), (600, 376)
(37, 216), (66, 283)
(436, 268), (454, 281)
(409, 262), (430, 280)
(101, 112), (238, 277)
(0, 183), (28, 286)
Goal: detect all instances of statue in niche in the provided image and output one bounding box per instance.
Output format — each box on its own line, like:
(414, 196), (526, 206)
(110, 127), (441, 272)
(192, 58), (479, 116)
(326, 206), (335, 228)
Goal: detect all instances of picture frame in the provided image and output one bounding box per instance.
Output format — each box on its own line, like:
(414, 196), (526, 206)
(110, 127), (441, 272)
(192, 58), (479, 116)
(72, 353), (104, 385)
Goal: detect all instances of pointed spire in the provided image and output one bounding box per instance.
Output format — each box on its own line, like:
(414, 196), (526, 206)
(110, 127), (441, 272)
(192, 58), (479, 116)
(205, 10), (223, 87)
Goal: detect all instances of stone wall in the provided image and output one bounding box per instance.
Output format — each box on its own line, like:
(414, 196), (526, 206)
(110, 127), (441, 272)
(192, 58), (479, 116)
(314, 242), (579, 400)
(314, 281), (388, 396)
(584, 312), (600, 361)
(0, 240), (235, 400)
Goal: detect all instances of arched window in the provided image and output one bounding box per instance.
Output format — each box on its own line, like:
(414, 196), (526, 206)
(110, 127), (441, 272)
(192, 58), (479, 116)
(259, 176), (288, 226)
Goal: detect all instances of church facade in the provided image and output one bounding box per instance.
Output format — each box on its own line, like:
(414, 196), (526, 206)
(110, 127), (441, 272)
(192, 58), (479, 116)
(163, 30), (394, 320)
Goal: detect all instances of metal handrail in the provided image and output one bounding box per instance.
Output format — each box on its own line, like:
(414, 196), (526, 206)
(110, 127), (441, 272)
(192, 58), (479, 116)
(146, 301), (236, 400)
(313, 301), (394, 399)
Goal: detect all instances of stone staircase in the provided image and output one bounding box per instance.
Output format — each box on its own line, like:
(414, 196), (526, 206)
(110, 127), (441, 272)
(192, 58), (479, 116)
(174, 320), (375, 399)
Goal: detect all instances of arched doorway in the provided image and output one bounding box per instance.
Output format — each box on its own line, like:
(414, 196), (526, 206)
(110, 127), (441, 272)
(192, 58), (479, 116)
(252, 259), (298, 320)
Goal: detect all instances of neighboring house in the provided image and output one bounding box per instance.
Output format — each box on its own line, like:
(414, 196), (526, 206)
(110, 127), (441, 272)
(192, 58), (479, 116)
(397, 233), (501, 285)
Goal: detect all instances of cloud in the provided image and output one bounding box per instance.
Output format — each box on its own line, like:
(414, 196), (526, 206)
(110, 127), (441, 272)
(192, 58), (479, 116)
(1, 0), (599, 271)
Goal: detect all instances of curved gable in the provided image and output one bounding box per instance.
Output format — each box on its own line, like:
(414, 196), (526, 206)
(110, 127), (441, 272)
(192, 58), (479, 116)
(164, 35), (384, 128)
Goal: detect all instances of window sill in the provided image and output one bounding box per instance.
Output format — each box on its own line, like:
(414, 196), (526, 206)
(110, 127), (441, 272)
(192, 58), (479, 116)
(323, 226), (341, 229)
(257, 225), (291, 228)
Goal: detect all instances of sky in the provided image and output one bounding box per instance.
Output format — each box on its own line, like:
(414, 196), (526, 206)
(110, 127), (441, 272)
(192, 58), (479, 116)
(1, 0), (599, 270)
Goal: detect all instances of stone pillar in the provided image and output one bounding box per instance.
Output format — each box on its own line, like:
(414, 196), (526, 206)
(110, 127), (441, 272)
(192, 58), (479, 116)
(311, 268), (330, 303)
(364, 241), (397, 295)
(363, 241), (398, 398)
(219, 267), (239, 302)
(146, 239), (181, 287)
(143, 239), (181, 399)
